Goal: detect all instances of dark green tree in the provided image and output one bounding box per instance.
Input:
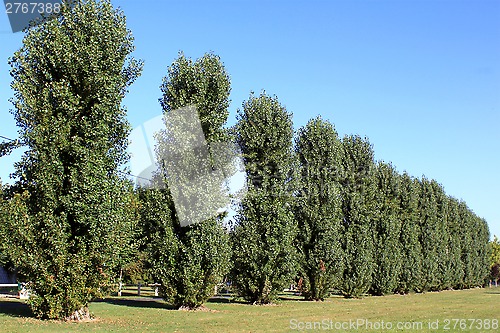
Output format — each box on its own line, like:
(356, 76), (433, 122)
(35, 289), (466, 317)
(430, 180), (451, 290)
(458, 201), (481, 288)
(231, 92), (297, 304)
(160, 52), (231, 143)
(416, 177), (441, 291)
(1, 0), (142, 319)
(471, 216), (490, 286)
(370, 162), (402, 295)
(294, 117), (344, 301)
(0, 189), (29, 278)
(444, 196), (464, 289)
(112, 192), (145, 287)
(138, 187), (230, 308)
(338, 135), (376, 297)
(0, 183), (14, 273)
(458, 201), (491, 288)
(396, 173), (423, 293)
(147, 52), (232, 309)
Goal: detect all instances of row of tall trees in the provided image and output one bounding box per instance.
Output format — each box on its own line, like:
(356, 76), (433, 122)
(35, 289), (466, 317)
(229, 103), (490, 302)
(0, 0), (491, 320)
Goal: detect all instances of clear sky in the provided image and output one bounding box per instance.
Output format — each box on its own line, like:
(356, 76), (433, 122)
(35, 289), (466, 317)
(0, 0), (499, 238)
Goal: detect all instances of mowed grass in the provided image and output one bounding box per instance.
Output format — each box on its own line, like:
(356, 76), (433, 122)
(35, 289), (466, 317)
(0, 288), (498, 332)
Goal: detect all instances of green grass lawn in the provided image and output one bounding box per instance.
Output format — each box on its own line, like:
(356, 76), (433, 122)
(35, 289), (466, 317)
(0, 288), (498, 332)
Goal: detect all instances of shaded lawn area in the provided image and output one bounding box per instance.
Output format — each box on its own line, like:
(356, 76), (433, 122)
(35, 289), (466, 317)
(0, 288), (498, 332)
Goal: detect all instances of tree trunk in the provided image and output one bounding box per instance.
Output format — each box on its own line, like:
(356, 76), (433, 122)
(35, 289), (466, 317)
(118, 268), (123, 296)
(65, 307), (93, 321)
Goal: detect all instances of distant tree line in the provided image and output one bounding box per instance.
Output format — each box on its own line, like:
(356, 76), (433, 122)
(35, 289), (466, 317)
(0, 0), (491, 320)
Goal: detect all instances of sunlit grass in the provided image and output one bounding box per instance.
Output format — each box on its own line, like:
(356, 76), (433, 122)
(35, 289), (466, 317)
(0, 288), (498, 332)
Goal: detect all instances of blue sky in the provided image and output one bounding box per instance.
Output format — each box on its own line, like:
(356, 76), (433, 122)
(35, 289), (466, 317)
(0, 0), (499, 238)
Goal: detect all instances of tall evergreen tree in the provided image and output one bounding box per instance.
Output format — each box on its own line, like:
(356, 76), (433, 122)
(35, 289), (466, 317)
(397, 173), (423, 293)
(1, 0), (142, 319)
(338, 135), (376, 297)
(231, 92), (297, 304)
(417, 177), (441, 291)
(371, 162), (402, 295)
(430, 180), (451, 290)
(294, 117), (344, 301)
(446, 197), (464, 289)
(471, 216), (490, 286)
(458, 201), (475, 288)
(147, 52), (232, 309)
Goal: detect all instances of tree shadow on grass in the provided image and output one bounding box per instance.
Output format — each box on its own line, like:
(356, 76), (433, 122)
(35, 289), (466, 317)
(96, 297), (177, 310)
(100, 294), (291, 308)
(206, 295), (242, 304)
(0, 297), (178, 318)
(207, 294), (309, 305)
(278, 295), (310, 301)
(0, 298), (35, 318)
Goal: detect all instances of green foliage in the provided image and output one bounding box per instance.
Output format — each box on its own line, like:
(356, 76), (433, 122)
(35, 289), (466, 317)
(472, 217), (490, 285)
(231, 191), (297, 304)
(112, 193), (146, 285)
(490, 236), (500, 268)
(430, 180), (451, 290)
(150, 52), (232, 309)
(2, 0), (142, 319)
(458, 201), (475, 288)
(160, 52), (231, 143)
(0, 185), (16, 273)
(452, 201), (489, 288)
(445, 197), (464, 289)
(119, 251), (152, 285)
(396, 173), (423, 293)
(1, 20), (492, 312)
(294, 117), (344, 301)
(338, 135), (376, 297)
(138, 188), (230, 308)
(231, 92), (298, 304)
(371, 162), (402, 295)
(416, 178), (441, 291)
(0, 139), (22, 158)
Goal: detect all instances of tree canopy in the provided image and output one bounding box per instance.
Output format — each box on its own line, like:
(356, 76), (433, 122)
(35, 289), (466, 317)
(140, 52), (232, 309)
(230, 92), (297, 304)
(0, 0), (142, 319)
